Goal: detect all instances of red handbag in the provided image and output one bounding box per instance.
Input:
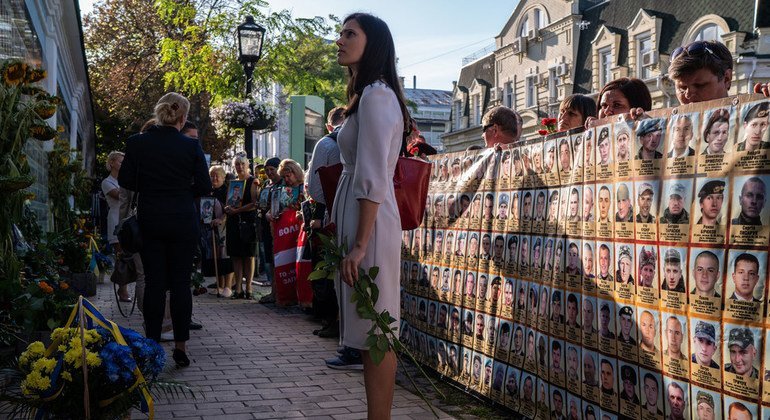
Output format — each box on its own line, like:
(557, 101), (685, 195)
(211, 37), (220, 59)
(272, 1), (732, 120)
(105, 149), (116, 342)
(316, 156), (430, 231)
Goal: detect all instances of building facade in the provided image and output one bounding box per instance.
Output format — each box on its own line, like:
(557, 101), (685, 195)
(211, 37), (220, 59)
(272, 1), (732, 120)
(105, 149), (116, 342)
(1, 0), (96, 229)
(402, 85), (452, 153)
(443, 0), (770, 151)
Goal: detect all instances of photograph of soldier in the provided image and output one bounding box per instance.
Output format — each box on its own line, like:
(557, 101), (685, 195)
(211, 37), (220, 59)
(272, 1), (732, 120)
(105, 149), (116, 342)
(597, 243), (614, 283)
(701, 108), (731, 156)
(434, 194), (446, 220)
(583, 349), (598, 388)
(521, 191), (533, 222)
(724, 398), (757, 420)
(635, 182), (657, 223)
(512, 148), (524, 177)
(459, 193), (471, 218)
(532, 143), (544, 174)
(432, 231), (443, 260)
(553, 239), (565, 277)
(551, 338), (565, 377)
(443, 232), (455, 261)
(536, 377), (550, 414)
(505, 234), (518, 268)
(615, 123), (633, 163)
(690, 249), (723, 298)
(462, 308), (475, 336)
(559, 186), (570, 224)
(505, 366), (520, 405)
(450, 157), (462, 182)
(691, 320), (720, 368)
(724, 326), (759, 379)
(639, 309), (660, 354)
(516, 280), (527, 312)
(503, 278), (514, 307)
(543, 238), (554, 271)
(482, 193), (495, 222)
(664, 379), (688, 420)
(736, 101), (769, 152)
(428, 301), (438, 327)
(467, 232), (479, 261)
(640, 370), (664, 417)
(437, 158), (449, 182)
(663, 314), (688, 361)
(636, 118), (665, 159)
(551, 388), (566, 420)
(550, 290), (565, 323)
(583, 295), (598, 334)
(446, 193), (458, 220)
(471, 353), (483, 385)
(615, 183), (633, 222)
(637, 246), (657, 288)
(411, 229), (423, 256)
(464, 271), (477, 299)
(568, 187), (582, 222)
(583, 242), (595, 279)
(537, 333), (549, 374)
(597, 185), (613, 225)
(558, 138), (572, 172)
(567, 241), (582, 276)
(544, 140), (557, 173)
(492, 361), (507, 394)
(519, 235), (530, 271)
(619, 364), (640, 403)
(538, 285), (549, 319)
(584, 185), (595, 222)
(599, 301), (616, 339)
(477, 274), (489, 302)
(662, 248), (687, 293)
(660, 180), (691, 224)
(480, 234), (492, 261)
(617, 305), (637, 345)
(731, 175), (767, 226)
(585, 128), (595, 167)
(469, 193), (482, 220)
(499, 152), (510, 181)
(668, 114), (697, 158)
(616, 244), (634, 284)
(525, 330), (537, 368)
(696, 179), (726, 225)
(512, 324), (525, 356)
(474, 313), (486, 342)
(566, 293), (581, 329)
(452, 270), (464, 300)
(573, 134), (585, 169)
(583, 402), (598, 420)
(547, 189), (560, 223)
(492, 235), (505, 265)
(597, 126), (612, 165)
(487, 316), (498, 349)
(496, 192), (510, 220)
(727, 251), (763, 302)
(566, 345), (580, 387)
(599, 358), (617, 396)
(534, 190), (547, 222)
(692, 388), (720, 420)
(497, 321), (512, 351)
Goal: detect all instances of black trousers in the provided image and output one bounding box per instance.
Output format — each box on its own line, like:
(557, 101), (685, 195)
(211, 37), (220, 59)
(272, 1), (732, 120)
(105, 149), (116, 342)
(140, 227), (195, 342)
(309, 230), (338, 323)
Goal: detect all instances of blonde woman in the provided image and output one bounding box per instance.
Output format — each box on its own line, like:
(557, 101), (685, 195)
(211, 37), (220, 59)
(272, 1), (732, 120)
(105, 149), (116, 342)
(102, 151), (131, 302)
(118, 92), (211, 367)
(224, 154), (259, 300)
(203, 165), (234, 297)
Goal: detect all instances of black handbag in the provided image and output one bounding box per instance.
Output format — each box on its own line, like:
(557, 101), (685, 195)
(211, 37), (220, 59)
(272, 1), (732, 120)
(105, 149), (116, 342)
(117, 189), (142, 253)
(110, 254), (137, 286)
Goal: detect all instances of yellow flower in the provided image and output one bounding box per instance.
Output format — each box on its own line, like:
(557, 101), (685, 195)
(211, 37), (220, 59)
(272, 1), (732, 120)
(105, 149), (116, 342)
(60, 371), (73, 382)
(31, 357), (57, 374)
(19, 341), (45, 370)
(24, 67), (46, 83)
(85, 352), (101, 367)
(30, 124), (57, 141)
(21, 370), (51, 395)
(2, 61), (27, 86)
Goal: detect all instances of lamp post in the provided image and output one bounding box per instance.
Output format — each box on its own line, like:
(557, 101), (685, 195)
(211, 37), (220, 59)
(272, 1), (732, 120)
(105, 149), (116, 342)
(237, 15), (266, 168)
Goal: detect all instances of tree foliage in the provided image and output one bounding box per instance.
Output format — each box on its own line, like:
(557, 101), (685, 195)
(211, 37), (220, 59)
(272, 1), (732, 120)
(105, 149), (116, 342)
(84, 0), (346, 164)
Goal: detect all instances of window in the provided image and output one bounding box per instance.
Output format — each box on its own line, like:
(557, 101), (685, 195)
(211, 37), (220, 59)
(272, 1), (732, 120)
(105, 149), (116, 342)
(534, 9), (548, 30)
(599, 47), (613, 88)
(503, 82), (513, 108)
(548, 68), (558, 101)
(473, 94), (481, 125)
(637, 34), (653, 79)
(694, 23), (724, 42)
(519, 16), (529, 37)
(526, 76), (536, 108)
(454, 100), (462, 130)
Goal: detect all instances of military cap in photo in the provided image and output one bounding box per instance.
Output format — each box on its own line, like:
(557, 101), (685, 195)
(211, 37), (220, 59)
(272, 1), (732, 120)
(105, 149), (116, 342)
(694, 321), (716, 343)
(698, 180), (726, 199)
(638, 183), (654, 197)
(696, 391), (714, 408)
(512, 149), (521, 159)
(638, 246), (656, 268)
(743, 101), (769, 122)
(452, 157), (461, 165)
(664, 248), (681, 264)
(618, 244), (632, 262)
(584, 406), (596, 416)
(668, 182), (686, 198)
(728, 327), (755, 349)
(599, 127), (610, 139)
(547, 143), (555, 152)
(552, 290), (562, 301)
(621, 365), (637, 384)
(616, 183), (630, 201)
(499, 194), (509, 204)
(619, 306), (633, 317)
(600, 302), (610, 312)
(636, 119), (663, 137)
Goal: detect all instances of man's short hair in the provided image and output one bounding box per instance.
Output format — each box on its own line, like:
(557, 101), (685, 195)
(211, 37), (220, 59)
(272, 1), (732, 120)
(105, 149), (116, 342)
(668, 40), (733, 80)
(327, 106), (346, 126)
(482, 106), (519, 138)
(728, 402), (751, 417)
(734, 253), (759, 272)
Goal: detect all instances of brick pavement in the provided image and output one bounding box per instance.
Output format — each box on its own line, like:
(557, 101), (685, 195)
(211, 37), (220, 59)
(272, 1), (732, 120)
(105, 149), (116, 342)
(92, 279), (455, 420)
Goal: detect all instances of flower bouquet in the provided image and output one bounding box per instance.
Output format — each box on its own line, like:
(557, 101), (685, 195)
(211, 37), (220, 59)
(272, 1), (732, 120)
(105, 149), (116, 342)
(0, 297), (192, 419)
(537, 117), (558, 136)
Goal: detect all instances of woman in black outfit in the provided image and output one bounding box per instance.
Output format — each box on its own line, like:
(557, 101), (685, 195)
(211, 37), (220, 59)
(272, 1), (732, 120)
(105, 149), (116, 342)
(224, 154), (259, 299)
(119, 92), (211, 367)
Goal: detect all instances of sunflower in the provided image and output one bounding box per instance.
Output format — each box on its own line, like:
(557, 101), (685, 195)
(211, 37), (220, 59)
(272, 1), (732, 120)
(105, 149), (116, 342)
(34, 101), (57, 119)
(24, 67), (46, 83)
(30, 123), (57, 141)
(2, 61), (27, 86)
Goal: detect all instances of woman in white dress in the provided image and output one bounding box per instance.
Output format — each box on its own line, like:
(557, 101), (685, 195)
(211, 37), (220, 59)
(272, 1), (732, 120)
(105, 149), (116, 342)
(334, 13), (410, 418)
(102, 151), (131, 301)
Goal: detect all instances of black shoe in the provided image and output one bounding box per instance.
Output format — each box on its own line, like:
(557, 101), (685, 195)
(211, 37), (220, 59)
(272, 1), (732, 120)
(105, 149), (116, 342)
(173, 349), (190, 367)
(325, 348), (362, 370)
(231, 292), (244, 300)
(318, 324), (339, 338)
(189, 321), (203, 330)
(206, 282), (217, 288)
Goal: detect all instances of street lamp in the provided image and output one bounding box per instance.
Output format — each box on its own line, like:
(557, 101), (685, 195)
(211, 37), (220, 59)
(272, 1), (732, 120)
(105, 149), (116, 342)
(237, 15), (266, 167)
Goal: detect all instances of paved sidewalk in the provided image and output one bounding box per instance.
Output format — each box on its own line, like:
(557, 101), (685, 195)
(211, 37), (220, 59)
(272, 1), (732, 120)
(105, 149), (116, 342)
(93, 279), (454, 419)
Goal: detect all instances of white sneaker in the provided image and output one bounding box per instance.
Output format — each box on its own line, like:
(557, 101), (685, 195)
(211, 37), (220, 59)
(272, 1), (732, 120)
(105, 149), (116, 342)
(160, 331), (174, 342)
(221, 287), (232, 298)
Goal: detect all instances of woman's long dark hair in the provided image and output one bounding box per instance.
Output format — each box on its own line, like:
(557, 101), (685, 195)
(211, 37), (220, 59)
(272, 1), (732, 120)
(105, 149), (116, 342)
(341, 13), (410, 132)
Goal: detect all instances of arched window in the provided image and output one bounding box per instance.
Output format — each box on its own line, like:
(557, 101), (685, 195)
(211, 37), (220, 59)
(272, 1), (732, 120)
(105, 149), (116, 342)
(693, 23), (724, 42)
(519, 16), (530, 37)
(534, 9), (549, 30)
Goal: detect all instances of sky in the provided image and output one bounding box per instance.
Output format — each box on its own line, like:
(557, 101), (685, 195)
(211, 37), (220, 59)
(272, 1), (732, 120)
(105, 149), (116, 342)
(78, 0), (518, 91)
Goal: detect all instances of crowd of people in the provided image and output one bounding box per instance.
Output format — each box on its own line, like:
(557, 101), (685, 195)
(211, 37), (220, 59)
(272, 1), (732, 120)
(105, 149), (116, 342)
(95, 10), (770, 417)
